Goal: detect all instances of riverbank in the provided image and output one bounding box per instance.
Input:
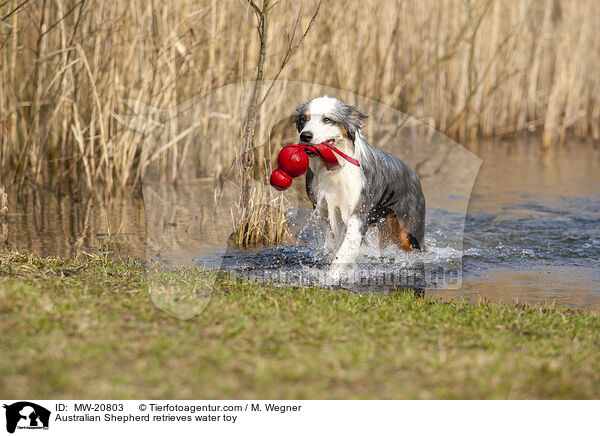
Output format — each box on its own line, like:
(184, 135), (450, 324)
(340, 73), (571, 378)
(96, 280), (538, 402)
(1, 249), (599, 399)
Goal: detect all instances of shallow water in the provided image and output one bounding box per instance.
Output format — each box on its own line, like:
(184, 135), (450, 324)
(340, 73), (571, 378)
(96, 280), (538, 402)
(4, 139), (600, 307)
(457, 139), (600, 306)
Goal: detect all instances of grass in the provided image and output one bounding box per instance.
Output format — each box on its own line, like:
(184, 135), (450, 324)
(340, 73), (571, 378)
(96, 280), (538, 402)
(1, 249), (600, 399)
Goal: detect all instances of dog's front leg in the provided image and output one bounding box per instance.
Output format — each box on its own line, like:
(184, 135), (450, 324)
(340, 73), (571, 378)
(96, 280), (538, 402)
(327, 215), (364, 283)
(319, 217), (337, 254)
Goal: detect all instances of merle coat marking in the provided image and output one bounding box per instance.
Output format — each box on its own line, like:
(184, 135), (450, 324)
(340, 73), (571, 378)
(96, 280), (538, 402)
(293, 96), (426, 280)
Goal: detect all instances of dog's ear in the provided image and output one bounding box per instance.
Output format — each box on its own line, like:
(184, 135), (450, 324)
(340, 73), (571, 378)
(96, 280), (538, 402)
(343, 105), (368, 142)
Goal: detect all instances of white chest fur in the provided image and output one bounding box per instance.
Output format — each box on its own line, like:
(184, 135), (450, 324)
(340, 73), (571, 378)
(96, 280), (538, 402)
(309, 157), (365, 233)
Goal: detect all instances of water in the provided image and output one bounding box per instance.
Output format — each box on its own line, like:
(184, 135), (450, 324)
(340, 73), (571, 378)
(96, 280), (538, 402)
(456, 139), (600, 306)
(4, 139), (600, 307)
(195, 205), (466, 292)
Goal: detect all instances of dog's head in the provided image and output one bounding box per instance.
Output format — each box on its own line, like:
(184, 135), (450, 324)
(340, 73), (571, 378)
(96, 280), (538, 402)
(293, 96), (367, 152)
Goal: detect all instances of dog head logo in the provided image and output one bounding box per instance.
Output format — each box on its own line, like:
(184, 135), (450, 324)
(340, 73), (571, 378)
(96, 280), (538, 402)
(3, 402), (50, 434)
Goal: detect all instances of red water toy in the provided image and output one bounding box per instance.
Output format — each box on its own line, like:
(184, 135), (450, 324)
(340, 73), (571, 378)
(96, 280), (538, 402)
(270, 142), (360, 191)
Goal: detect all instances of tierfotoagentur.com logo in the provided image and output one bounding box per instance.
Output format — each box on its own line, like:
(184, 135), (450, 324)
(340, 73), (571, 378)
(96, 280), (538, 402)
(3, 402), (50, 434)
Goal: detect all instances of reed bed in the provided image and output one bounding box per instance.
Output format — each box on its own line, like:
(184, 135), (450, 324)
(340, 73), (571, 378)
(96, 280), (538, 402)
(1, 0), (599, 190)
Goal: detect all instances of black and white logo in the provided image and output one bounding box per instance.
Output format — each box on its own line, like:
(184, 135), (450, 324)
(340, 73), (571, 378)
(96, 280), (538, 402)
(3, 402), (50, 434)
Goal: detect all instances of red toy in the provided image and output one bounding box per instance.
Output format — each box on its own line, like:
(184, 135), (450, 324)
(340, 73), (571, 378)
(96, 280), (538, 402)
(270, 142), (360, 191)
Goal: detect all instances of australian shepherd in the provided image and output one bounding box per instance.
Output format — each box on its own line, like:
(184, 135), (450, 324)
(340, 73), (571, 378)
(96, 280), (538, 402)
(293, 96), (426, 281)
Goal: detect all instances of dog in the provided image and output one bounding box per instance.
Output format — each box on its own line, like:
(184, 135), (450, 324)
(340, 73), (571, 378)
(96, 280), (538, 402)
(293, 96), (426, 281)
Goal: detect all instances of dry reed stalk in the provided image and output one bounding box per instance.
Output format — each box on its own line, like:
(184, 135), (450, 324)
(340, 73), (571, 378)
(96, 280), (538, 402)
(230, 183), (291, 248)
(0, 186), (8, 243)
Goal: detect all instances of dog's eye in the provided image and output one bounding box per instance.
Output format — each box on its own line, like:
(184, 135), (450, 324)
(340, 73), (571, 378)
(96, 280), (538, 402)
(323, 116), (333, 124)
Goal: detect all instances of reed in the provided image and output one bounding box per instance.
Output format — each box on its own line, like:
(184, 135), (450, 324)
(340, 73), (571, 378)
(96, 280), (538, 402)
(230, 183), (292, 247)
(0, 186), (8, 244)
(1, 0), (598, 188)
(1, 0), (599, 247)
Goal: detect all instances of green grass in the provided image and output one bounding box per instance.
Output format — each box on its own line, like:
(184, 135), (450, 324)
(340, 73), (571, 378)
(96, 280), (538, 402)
(1, 249), (599, 399)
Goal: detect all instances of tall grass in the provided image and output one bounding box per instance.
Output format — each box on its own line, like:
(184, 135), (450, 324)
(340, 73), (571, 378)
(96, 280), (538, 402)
(1, 0), (599, 189)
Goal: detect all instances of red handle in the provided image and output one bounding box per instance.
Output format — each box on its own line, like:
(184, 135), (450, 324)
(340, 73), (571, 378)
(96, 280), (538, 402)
(321, 142), (360, 167)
